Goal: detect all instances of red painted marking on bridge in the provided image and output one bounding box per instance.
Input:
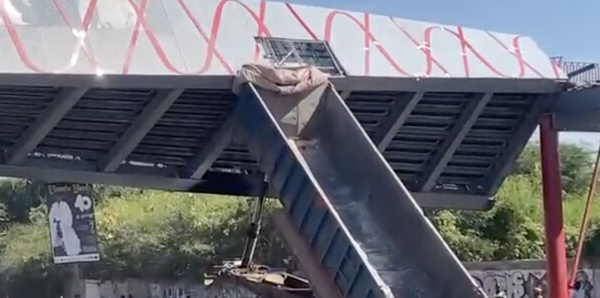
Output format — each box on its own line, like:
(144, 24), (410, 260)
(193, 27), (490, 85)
(0, 0), (39, 72)
(389, 17), (450, 76)
(176, 0), (233, 74)
(551, 61), (562, 78)
(485, 32), (545, 78)
(122, 0), (146, 74)
(424, 26), (510, 78)
(124, 0), (268, 75)
(207, 0), (272, 66)
(284, 3), (319, 41)
(0, 0), (560, 79)
(363, 13), (371, 76)
(456, 27), (470, 77)
(0, 0), (98, 72)
(52, 0), (98, 69)
(324, 11), (410, 76)
(254, 0), (268, 63)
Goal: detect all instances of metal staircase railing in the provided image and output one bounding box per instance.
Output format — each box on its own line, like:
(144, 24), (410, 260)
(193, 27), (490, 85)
(551, 57), (600, 84)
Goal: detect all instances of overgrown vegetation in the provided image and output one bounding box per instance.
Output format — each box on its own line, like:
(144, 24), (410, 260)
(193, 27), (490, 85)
(432, 142), (600, 262)
(0, 189), (289, 296)
(0, 142), (599, 296)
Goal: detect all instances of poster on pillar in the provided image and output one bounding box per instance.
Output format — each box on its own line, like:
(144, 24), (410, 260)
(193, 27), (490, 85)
(45, 183), (100, 264)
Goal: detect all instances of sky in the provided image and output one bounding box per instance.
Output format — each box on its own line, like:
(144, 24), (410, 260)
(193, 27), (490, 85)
(276, 0), (600, 148)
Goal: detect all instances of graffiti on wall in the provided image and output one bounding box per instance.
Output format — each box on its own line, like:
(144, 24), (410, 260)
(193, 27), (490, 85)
(204, 280), (260, 298)
(470, 269), (594, 298)
(150, 283), (196, 298)
(85, 279), (203, 298)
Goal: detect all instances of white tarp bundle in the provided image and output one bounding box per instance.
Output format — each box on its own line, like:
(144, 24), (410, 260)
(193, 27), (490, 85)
(232, 64), (329, 95)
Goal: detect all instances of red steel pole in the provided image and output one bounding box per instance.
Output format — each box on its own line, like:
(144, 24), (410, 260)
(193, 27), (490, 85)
(539, 113), (569, 298)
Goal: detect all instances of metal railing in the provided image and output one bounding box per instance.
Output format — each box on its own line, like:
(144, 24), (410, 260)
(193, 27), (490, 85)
(551, 57), (600, 84)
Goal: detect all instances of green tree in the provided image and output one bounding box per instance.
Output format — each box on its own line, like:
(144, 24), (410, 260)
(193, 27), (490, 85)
(0, 180), (46, 223)
(0, 191), (292, 297)
(513, 143), (594, 195)
(430, 210), (497, 261)
(0, 180), (140, 227)
(2, 141), (600, 296)
(432, 174), (547, 262)
(0, 202), (7, 222)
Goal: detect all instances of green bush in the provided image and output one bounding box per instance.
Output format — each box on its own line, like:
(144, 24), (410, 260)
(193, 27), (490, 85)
(1, 141), (600, 295)
(0, 190), (290, 296)
(432, 146), (600, 262)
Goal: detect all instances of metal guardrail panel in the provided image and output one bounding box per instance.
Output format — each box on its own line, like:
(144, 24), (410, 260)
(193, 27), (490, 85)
(552, 58), (600, 84)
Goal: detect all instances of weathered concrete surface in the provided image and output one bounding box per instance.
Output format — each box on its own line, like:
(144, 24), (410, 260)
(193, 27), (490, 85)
(205, 279), (261, 298)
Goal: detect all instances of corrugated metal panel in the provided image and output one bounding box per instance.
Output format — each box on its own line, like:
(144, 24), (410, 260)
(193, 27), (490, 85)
(0, 83), (547, 198)
(213, 142), (260, 173)
(130, 89), (237, 167)
(438, 94), (537, 192)
(345, 91), (399, 138)
(0, 86), (61, 151)
(383, 92), (476, 187)
(36, 88), (157, 163)
(345, 91), (542, 195)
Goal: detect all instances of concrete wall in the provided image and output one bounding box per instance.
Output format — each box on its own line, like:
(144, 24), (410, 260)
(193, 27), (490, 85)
(65, 279), (205, 298)
(465, 259), (597, 298)
(65, 259), (600, 298)
(67, 278), (263, 298)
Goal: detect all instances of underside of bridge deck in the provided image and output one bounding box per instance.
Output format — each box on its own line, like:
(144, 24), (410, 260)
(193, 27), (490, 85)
(0, 0), (570, 210)
(0, 74), (564, 209)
